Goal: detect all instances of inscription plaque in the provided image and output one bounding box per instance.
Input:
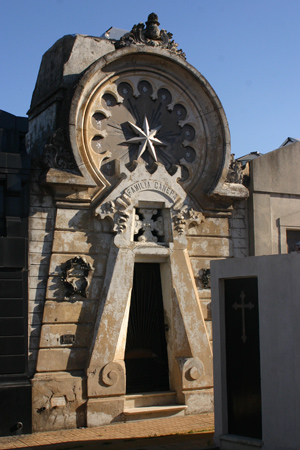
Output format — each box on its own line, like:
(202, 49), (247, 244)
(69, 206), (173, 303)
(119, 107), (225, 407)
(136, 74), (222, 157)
(60, 334), (76, 345)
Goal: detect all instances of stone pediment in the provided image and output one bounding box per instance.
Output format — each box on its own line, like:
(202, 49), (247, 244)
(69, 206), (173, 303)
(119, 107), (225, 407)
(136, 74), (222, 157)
(95, 160), (188, 214)
(94, 160), (204, 244)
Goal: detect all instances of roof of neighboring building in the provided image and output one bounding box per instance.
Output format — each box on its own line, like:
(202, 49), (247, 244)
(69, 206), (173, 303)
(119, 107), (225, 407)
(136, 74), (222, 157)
(236, 151), (261, 167)
(236, 137), (300, 167)
(280, 137), (300, 147)
(101, 27), (129, 40)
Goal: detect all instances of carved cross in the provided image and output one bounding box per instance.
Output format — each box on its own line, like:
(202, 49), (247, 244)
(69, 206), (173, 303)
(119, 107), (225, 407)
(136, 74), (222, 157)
(134, 208), (164, 242)
(232, 290), (254, 343)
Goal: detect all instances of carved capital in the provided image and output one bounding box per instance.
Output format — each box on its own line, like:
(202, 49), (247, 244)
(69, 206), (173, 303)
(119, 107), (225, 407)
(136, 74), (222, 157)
(173, 206), (205, 236)
(98, 193), (132, 234)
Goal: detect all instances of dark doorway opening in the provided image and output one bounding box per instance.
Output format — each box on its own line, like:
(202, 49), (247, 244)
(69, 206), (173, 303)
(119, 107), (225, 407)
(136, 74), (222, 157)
(125, 263), (169, 394)
(224, 277), (262, 439)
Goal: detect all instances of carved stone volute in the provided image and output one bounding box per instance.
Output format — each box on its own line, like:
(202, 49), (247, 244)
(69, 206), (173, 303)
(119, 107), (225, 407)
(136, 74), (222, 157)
(177, 357), (205, 390)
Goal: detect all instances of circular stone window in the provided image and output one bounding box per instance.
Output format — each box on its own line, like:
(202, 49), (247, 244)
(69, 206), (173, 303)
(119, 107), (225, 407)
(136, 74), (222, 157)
(70, 48), (230, 198)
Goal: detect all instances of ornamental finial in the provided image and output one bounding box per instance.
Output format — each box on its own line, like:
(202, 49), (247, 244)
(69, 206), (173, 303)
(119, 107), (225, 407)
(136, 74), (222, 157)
(145, 13), (161, 40)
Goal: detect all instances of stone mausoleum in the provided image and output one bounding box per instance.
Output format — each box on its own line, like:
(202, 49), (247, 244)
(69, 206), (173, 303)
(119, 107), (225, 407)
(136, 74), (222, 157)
(7, 13), (252, 433)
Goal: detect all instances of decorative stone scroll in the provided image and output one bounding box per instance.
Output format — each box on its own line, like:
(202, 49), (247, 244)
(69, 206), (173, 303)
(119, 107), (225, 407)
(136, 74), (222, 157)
(61, 256), (93, 298)
(100, 361), (125, 395)
(114, 13), (186, 60)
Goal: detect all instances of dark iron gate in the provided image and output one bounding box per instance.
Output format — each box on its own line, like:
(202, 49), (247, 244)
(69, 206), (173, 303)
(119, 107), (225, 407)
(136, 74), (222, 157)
(125, 263), (169, 394)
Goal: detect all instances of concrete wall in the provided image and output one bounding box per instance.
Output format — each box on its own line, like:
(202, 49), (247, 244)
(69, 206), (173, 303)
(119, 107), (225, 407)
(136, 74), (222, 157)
(248, 141), (300, 256)
(211, 252), (300, 450)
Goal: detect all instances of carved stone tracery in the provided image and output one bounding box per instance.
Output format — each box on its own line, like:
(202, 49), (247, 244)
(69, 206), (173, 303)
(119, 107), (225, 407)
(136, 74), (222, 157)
(134, 208), (165, 242)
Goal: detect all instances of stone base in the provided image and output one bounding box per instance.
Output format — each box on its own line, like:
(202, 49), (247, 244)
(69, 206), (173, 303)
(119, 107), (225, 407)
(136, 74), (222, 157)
(220, 434), (263, 450)
(183, 388), (214, 415)
(32, 372), (86, 432)
(87, 397), (124, 427)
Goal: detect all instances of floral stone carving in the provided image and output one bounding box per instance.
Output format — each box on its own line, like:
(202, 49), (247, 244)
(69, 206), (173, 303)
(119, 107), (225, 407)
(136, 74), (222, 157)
(114, 13), (186, 60)
(61, 256), (93, 298)
(226, 154), (243, 184)
(201, 268), (211, 289)
(43, 128), (79, 173)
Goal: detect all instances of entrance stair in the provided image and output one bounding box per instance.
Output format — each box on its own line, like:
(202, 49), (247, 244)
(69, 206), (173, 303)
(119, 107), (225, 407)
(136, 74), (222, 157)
(123, 391), (187, 421)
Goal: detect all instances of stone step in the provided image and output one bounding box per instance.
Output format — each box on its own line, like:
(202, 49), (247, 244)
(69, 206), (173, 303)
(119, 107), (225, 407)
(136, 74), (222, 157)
(123, 404), (188, 421)
(124, 391), (177, 408)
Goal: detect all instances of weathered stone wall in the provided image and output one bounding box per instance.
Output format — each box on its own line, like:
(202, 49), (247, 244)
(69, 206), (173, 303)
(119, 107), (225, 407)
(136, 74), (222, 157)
(186, 206), (249, 349)
(29, 202), (114, 430)
(28, 167), (56, 375)
(28, 193), (246, 429)
(35, 208), (112, 374)
(187, 216), (231, 346)
(229, 200), (248, 258)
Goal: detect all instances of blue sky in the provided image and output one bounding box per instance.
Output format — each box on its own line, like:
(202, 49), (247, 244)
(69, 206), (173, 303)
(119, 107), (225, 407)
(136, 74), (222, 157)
(1, 0), (299, 158)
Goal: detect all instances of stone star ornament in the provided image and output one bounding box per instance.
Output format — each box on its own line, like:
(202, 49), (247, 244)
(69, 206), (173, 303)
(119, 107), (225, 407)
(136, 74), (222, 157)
(125, 116), (166, 161)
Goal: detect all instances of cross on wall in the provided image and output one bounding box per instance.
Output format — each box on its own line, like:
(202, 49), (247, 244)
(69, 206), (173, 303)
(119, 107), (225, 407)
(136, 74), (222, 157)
(232, 290), (254, 343)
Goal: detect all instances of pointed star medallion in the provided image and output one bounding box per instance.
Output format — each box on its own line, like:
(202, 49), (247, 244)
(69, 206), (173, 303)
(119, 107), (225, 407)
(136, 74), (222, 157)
(124, 116), (166, 161)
